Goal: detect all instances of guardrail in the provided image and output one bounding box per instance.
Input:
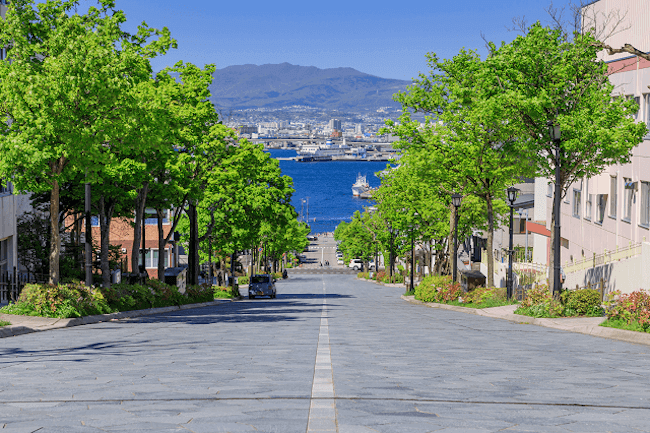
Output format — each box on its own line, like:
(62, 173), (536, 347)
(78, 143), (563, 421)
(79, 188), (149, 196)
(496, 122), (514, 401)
(565, 242), (643, 274)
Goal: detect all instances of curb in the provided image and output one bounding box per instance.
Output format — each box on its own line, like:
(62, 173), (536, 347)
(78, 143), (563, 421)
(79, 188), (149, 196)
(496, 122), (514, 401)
(0, 298), (238, 339)
(400, 295), (650, 347)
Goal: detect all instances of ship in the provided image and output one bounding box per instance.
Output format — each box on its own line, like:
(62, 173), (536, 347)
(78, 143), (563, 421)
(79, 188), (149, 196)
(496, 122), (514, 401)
(351, 173), (371, 197)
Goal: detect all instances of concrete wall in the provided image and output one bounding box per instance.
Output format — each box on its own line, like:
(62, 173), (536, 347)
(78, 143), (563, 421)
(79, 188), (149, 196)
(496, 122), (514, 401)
(564, 242), (650, 294)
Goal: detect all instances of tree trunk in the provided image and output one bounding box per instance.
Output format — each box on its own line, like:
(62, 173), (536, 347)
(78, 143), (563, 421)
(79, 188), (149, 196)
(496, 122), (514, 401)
(98, 196), (115, 289)
(156, 209), (166, 281)
(49, 179), (61, 285)
(131, 183), (149, 273)
(188, 202), (199, 286)
(485, 195), (495, 288)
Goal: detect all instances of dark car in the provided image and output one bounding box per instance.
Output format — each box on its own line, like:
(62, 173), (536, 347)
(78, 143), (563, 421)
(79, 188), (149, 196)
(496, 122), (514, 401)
(248, 274), (277, 299)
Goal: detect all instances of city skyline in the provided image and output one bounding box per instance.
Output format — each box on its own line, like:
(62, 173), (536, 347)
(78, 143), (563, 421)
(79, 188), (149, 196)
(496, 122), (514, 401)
(75, 0), (577, 81)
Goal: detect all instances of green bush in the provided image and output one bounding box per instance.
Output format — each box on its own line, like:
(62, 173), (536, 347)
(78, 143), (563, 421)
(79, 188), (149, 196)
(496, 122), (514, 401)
(463, 286), (507, 304)
(0, 282), (113, 318)
(602, 290), (650, 331)
(357, 271), (369, 279)
(564, 289), (602, 316)
(238, 276), (249, 285)
(185, 284), (215, 303)
(214, 286), (235, 299)
(272, 272), (282, 280)
(415, 275), (462, 303)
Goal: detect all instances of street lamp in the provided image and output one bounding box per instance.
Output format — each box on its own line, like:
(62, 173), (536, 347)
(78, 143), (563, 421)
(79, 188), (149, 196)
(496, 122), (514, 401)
(549, 122), (562, 297)
(506, 186), (519, 299)
(409, 212), (419, 293)
(451, 193), (462, 283)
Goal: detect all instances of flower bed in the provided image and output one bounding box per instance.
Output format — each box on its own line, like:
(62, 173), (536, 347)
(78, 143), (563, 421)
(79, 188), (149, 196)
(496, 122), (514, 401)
(0, 280), (218, 319)
(601, 290), (650, 333)
(514, 285), (603, 318)
(414, 275), (513, 308)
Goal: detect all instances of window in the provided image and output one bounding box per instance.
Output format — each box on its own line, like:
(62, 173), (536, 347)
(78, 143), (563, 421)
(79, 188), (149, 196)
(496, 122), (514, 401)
(573, 190), (581, 218)
(585, 178), (592, 221)
(547, 182), (553, 198)
(596, 194), (607, 224)
(631, 96), (641, 121)
(0, 238), (8, 273)
(610, 175), (617, 218)
(144, 208), (170, 225)
(623, 178), (634, 222)
(90, 216), (99, 227)
(641, 181), (650, 227)
(0, 179), (11, 195)
(138, 248), (170, 269)
(645, 94), (650, 128)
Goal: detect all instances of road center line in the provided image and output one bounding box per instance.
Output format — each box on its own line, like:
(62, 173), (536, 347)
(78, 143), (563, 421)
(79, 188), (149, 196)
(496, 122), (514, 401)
(306, 280), (337, 433)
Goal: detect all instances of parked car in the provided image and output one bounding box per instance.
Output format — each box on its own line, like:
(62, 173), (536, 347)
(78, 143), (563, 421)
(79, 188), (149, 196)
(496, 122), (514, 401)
(248, 274), (276, 299)
(348, 259), (375, 270)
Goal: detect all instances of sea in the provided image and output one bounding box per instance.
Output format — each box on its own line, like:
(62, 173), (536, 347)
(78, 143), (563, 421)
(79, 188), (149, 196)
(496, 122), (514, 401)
(266, 149), (389, 235)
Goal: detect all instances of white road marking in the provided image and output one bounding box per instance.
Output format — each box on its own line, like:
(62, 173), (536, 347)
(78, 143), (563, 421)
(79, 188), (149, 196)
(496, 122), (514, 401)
(306, 279), (337, 432)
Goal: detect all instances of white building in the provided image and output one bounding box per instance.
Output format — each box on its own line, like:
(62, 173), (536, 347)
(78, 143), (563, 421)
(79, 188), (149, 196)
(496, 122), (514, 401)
(0, 180), (18, 276)
(538, 0), (650, 292)
(328, 119), (342, 131)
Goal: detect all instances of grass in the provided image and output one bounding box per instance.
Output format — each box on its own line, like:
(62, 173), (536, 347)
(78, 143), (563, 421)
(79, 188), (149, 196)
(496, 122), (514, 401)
(214, 290), (236, 299)
(600, 318), (650, 333)
(0, 320), (10, 327)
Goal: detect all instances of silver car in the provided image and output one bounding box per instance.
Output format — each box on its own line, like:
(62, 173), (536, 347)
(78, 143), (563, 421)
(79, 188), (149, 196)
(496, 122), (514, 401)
(248, 274), (277, 299)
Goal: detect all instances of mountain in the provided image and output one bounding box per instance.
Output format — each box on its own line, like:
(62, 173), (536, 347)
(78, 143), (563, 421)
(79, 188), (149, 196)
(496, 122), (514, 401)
(208, 63), (410, 112)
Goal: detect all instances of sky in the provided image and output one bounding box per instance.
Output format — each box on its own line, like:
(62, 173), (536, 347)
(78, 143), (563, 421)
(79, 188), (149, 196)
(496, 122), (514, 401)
(77, 0), (577, 81)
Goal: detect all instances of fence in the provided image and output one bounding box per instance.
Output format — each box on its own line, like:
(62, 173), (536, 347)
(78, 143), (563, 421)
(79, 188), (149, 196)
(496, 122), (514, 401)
(0, 267), (47, 304)
(565, 242), (643, 274)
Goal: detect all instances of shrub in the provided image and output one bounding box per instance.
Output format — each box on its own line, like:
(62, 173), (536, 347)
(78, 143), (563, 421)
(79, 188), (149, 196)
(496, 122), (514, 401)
(214, 286), (235, 299)
(565, 289), (603, 316)
(1, 282), (113, 318)
(357, 271), (369, 279)
(463, 286), (506, 304)
(414, 275), (462, 303)
(604, 290), (650, 331)
(238, 276), (249, 285)
(185, 284), (214, 303)
(375, 271), (386, 281)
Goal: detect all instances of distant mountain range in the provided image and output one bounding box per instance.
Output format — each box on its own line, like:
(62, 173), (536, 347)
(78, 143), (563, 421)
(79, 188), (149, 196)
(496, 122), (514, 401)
(208, 63), (411, 112)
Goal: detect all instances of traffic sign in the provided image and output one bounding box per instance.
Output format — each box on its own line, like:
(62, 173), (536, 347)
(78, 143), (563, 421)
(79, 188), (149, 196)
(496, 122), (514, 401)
(258, 247), (263, 252)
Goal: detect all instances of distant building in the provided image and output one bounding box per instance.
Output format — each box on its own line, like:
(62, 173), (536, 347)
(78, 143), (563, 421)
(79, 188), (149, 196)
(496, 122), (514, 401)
(329, 119), (342, 131)
(355, 124), (364, 134)
(239, 125), (258, 135)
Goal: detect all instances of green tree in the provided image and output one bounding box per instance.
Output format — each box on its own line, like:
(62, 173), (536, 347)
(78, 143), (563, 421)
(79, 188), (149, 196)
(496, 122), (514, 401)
(0, 0), (175, 284)
(484, 23), (647, 291)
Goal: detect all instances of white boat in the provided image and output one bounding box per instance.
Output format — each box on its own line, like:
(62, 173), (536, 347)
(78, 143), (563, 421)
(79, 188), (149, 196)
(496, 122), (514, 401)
(352, 173), (370, 197)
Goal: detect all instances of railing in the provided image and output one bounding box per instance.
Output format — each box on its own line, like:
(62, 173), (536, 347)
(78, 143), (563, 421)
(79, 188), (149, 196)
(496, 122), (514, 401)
(565, 242), (643, 274)
(0, 267), (47, 304)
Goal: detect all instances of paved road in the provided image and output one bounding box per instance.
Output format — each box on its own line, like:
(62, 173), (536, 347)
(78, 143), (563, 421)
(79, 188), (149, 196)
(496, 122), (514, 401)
(2, 274), (650, 432)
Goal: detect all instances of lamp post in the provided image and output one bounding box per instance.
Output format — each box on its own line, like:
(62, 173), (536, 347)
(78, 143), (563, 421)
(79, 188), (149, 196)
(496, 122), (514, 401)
(506, 186), (519, 300)
(451, 193), (462, 283)
(409, 212), (419, 293)
(549, 122), (562, 297)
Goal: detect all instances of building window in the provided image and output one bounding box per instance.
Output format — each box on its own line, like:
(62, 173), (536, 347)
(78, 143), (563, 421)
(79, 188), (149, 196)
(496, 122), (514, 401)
(547, 182), (553, 198)
(610, 175), (617, 218)
(144, 208), (170, 225)
(585, 178), (592, 221)
(596, 194), (607, 224)
(645, 94), (650, 129)
(623, 178), (634, 222)
(631, 96), (641, 121)
(0, 238), (8, 273)
(641, 181), (650, 227)
(91, 216), (100, 227)
(573, 190), (581, 218)
(0, 179), (11, 196)
(138, 248), (170, 269)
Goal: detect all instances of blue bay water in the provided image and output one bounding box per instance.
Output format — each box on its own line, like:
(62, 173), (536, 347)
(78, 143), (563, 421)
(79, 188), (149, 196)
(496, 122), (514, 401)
(267, 149), (388, 234)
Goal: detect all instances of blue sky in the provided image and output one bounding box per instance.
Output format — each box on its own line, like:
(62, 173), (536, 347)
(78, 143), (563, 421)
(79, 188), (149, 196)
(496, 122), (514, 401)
(83, 0), (575, 81)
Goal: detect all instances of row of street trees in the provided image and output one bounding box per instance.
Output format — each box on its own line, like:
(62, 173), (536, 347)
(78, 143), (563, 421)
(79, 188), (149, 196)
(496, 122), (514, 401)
(0, 0), (309, 287)
(338, 22), (646, 292)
